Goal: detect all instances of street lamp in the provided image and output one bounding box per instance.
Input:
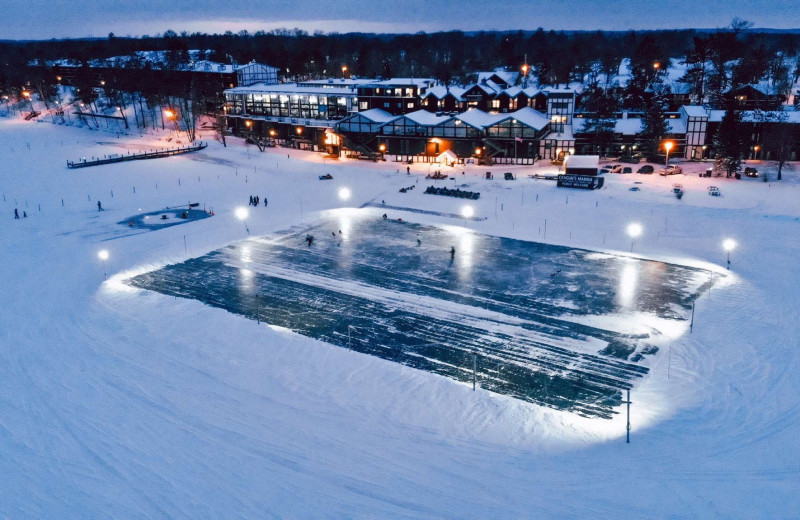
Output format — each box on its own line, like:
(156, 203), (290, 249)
(753, 145), (760, 159)
(378, 143), (386, 154)
(664, 141), (674, 168)
(627, 223), (642, 253)
(723, 238), (736, 270)
(461, 205), (474, 224)
(235, 207), (250, 235)
(338, 187), (351, 201)
(98, 250), (109, 280)
(341, 65), (348, 78)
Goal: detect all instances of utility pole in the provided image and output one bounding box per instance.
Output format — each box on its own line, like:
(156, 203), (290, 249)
(622, 389), (632, 443)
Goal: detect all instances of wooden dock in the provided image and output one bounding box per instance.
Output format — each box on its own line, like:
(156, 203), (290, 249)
(67, 142), (207, 169)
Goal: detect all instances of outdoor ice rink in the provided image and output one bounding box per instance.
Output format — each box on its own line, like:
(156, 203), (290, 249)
(2, 119), (799, 518)
(131, 212), (715, 418)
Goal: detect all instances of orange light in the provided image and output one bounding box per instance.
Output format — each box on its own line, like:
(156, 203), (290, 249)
(663, 141), (674, 152)
(379, 143), (386, 152)
(245, 120), (252, 127)
(475, 147), (482, 156)
(342, 65), (348, 72)
(22, 91), (30, 98)
(521, 64), (529, 75)
(296, 127), (303, 135)
(269, 129), (276, 137)
(56, 76), (62, 81)
(163, 109), (174, 118)
(653, 62), (660, 70)
(754, 145), (760, 152)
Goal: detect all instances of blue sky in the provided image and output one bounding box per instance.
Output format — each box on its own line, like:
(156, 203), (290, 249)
(2, 0), (797, 40)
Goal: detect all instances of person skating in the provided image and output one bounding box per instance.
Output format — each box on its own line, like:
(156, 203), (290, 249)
(97, 200), (103, 211)
(450, 246), (456, 259)
(263, 197), (268, 207)
(14, 208), (19, 219)
(382, 213), (388, 220)
(249, 195), (254, 206)
(305, 234), (314, 247)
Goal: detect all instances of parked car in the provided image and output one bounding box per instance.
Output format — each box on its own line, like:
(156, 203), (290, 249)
(744, 167), (759, 178)
(621, 167), (633, 174)
(504, 172), (515, 180)
(609, 164), (624, 173)
(659, 165), (683, 176)
(319, 173), (333, 180)
(637, 165), (654, 174)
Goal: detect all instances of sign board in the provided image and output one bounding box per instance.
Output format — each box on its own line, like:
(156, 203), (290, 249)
(557, 174), (604, 190)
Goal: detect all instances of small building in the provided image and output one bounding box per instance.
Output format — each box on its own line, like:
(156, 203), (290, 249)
(564, 155), (599, 175)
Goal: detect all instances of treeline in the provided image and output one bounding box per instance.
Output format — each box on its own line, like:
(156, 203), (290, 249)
(3, 22), (800, 89)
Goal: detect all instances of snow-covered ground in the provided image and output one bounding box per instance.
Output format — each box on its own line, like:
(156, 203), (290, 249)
(1, 117), (799, 518)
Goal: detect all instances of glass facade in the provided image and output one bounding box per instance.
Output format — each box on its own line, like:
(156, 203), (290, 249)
(225, 92), (353, 120)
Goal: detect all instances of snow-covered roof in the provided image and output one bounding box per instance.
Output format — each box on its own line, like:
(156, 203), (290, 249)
(455, 109), (506, 129)
(421, 85), (466, 101)
(360, 78), (436, 89)
(403, 110), (453, 126)
(573, 116), (686, 135)
(565, 155), (599, 169)
(505, 107), (549, 130)
(681, 105), (708, 118)
(353, 108), (397, 123)
(476, 69), (520, 87)
(226, 83), (357, 95)
(299, 78), (376, 87)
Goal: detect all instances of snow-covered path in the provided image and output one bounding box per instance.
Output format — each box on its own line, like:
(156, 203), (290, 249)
(0, 118), (799, 517)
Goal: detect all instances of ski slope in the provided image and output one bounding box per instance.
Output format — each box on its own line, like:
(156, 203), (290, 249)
(0, 117), (799, 518)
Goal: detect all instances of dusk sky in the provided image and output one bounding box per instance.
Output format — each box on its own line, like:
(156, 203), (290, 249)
(1, 0), (797, 40)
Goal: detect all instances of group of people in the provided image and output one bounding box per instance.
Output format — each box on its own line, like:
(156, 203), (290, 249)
(248, 195), (268, 207)
(13, 208), (26, 219)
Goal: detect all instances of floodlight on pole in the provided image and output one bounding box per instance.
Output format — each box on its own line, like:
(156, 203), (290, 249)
(723, 238), (736, 270)
(98, 249), (109, 279)
(235, 207), (250, 234)
(338, 187), (351, 201)
(664, 141), (674, 168)
(627, 222), (642, 252)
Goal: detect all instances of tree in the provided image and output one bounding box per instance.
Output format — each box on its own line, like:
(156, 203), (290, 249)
(639, 88), (669, 160)
(581, 87), (618, 155)
(759, 109), (795, 180)
(712, 100), (747, 177)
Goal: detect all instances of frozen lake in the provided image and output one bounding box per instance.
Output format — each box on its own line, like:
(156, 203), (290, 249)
(130, 209), (713, 418)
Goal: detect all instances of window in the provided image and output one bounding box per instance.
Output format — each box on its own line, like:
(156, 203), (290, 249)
(359, 101), (368, 110)
(407, 102), (414, 109)
(491, 99), (501, 109)
(384, 102), (390, 108)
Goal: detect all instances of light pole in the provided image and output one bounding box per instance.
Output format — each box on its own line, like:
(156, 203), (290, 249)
(627, 222), (642, 253)
(236, 207), (250, 235)
(341, 65), (348, 78)
(163, 108), (180, 138)
(723, 238), (736, 270)
(461, 205), (474, 225)
(664, 141), (674, 168)
(98, 250), (109, 280)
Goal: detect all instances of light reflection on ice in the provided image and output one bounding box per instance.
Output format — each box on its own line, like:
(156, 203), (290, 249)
(617, 260), (640, 308)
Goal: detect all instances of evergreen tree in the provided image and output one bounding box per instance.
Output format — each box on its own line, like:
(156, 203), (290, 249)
(712, 100), (747, 177)
(639, 89), (669, 161)
(581, 88), (618, 155)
